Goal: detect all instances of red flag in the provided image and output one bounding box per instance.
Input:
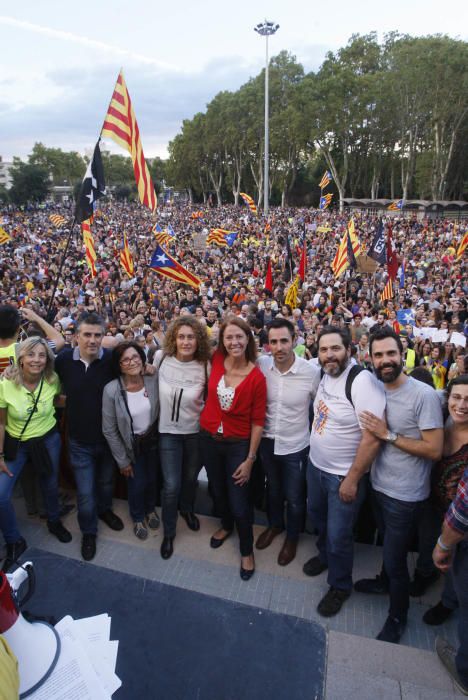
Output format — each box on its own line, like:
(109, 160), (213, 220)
(264, 259), (273, 292)
(387, 225), (398, 280)
(299, 242), (307, 281)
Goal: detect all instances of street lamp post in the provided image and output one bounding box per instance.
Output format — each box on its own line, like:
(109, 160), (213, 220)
(254, 20), (279, 217)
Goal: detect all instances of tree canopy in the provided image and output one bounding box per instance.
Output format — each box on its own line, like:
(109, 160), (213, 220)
(167, 33), (468, 207)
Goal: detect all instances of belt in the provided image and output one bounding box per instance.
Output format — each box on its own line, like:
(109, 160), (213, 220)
(200, 430), (247, 443)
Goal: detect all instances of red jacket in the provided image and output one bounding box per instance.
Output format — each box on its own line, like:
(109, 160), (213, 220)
(200, 351), (266, 438)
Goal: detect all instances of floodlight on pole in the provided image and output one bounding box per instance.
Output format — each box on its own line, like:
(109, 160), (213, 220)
(254, 20), (280, 216)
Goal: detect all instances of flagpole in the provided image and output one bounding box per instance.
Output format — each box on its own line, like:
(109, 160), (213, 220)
(46, 216), (79, 321)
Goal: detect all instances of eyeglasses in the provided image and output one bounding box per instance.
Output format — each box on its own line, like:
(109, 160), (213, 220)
(120, 356), (142, 366)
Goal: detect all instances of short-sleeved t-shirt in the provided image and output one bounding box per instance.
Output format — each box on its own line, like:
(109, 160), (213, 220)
(0, 342), (17, 375)
(310, 363), (386, 476)
(371, 377), (444, 502)
(0, 376), (60, 439)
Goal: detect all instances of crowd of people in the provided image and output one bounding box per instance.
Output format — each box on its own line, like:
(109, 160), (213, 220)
(0, 200), (467, 692)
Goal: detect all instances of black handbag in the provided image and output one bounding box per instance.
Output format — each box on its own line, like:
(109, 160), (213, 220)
(4, 378), (44, 461)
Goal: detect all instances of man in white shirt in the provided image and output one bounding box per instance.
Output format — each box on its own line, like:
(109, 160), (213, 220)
(305, 327), (385, 617)
(256, 319), (320, 566)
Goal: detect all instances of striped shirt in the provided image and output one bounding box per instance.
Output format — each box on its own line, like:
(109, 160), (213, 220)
(445, 466), (468, 535)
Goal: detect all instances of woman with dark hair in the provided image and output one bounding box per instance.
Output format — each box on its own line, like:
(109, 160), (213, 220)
(154, 317), (211, 560)
(200, 316), (267, 580)
(0, 337), (72, 572)
(424, 375), (468, 626)
(102, 341), (159, 541)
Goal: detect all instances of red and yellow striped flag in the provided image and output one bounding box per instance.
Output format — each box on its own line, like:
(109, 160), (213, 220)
(49, 214), (67, 227)
(456, 230), (468, 260)
(207, 229), (229, 246)
(82, 220), (97, 278)
(120, 232), (134, 277)
(380, 279), (394, 302)
(101, 71), (157, 211)
(240, 192), (258, 215)
(331, 220), (361, 277)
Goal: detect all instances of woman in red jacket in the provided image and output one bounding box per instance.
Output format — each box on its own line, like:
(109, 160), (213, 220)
(200, 316), (266, 581)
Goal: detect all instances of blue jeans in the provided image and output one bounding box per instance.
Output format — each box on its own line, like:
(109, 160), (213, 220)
(259, 438), (308, 541)
(372, 488), (422, 621)
(307, 461), (367, 592)
(0, 430), (61, 543)
(127, 447), (158, 523)
(200, 435), (253, 556)
(453, 540), (468, 687)
(159, 433), (201, 537)
(69, 440), (115, 535)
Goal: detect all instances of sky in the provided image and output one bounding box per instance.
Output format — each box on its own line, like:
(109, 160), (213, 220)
(0, 0), (466, 162)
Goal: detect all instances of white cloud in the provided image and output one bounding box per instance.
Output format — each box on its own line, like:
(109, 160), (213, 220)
(0, 15), (180, 72)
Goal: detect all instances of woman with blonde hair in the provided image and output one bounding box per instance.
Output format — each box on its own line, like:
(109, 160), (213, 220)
(0, 337), (71, 572)
(154, 316), (211, 560)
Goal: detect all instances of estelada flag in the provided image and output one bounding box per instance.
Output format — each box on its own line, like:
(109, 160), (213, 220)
(240, 193), (258, 215)
(331, 220), (361, 277)
(150, 245), (201, 290)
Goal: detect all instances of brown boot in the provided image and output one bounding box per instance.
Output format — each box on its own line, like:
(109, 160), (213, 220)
(255, 527), (283, 550)
(278, 538), (297, 566)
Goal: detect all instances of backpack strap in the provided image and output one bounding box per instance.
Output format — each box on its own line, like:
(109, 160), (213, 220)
(345, 365), (365, 406)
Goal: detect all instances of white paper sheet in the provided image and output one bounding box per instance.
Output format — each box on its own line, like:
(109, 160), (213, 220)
(450, 331), (466, 348)
(28, 635), (110, 700)
(56, 616), (121, 696)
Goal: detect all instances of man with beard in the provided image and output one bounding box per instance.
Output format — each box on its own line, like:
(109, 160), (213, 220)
(356, 327), (444, 643)
(304, 327), (385, 617)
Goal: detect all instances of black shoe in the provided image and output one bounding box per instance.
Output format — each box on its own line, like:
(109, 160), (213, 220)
(409, 569), (439, 597)
(240, 566), (255, 581)
(1, 537), (27, 572)
(317, 587), (350, 617)
(302, 556), (328, 577)
(81, 534), (97, 561)
(210, 530), (233, 549)
(47, 520), (72, 543)
(354, 573), (389, 595)
(180, 512), (200, 532)
(161, 537), (174, 560)
(98, 510), (124, 531)
(423, 601), (454, 626)
(376, 615), (406, 644)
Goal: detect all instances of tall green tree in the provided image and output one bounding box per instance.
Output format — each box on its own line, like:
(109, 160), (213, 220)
(9, 160), (51, 204)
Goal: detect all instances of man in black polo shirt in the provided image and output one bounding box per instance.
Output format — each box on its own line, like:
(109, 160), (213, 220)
(55, 312), (123, 561)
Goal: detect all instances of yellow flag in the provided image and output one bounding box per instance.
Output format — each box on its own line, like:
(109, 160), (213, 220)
(284, 276), (299, 309)
(0, 227), (11, 245)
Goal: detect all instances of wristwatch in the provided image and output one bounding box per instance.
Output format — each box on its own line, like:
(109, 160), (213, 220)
(385, 430), (398, 443)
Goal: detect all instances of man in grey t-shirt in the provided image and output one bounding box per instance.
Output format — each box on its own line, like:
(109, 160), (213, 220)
(355, 327), (443, 645)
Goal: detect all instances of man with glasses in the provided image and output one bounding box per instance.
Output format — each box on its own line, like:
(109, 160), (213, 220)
(55, 312), (124, 561)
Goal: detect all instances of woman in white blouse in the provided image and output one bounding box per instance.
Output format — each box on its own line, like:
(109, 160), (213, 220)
(102, 342), (160, 541)
(154, 317), (211, 560)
